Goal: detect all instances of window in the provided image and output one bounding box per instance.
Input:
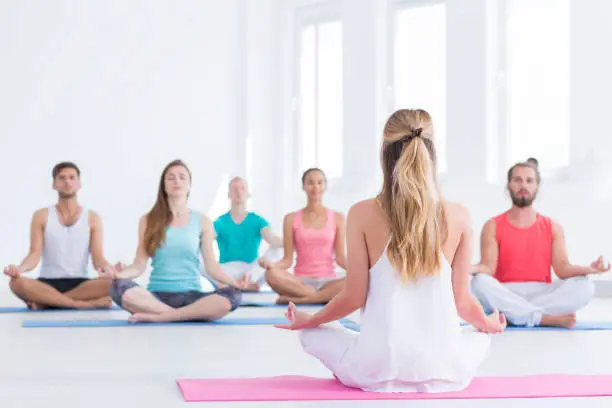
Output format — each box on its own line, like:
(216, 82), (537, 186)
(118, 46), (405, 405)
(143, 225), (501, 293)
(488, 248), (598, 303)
(296, 19), (343, 179)
(505, 0), (570, 172)
(393, 1), (447, 173)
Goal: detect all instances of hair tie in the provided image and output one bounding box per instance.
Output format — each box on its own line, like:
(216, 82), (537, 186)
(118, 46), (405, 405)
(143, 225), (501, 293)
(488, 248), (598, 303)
(393, 128), (424, 145)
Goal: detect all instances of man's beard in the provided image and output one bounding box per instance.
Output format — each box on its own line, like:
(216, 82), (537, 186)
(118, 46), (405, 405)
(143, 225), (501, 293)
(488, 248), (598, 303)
(510, 191), (536, 208)
(58, 192), (76, 199)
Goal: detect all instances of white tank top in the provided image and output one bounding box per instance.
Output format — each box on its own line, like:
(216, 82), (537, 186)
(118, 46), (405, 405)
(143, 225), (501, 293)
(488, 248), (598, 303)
(39, 206), (91, 279)
(332, 242), (491, 392)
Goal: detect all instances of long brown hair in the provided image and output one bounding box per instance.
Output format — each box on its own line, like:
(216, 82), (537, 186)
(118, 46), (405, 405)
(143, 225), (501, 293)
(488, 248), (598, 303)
(377, 109), (447, 281)
(143, 159), (192, 257)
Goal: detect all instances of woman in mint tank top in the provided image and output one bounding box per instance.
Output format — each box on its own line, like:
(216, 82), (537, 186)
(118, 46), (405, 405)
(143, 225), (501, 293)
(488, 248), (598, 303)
(262, 168), (347, 305)
(109, 160), (248, 323)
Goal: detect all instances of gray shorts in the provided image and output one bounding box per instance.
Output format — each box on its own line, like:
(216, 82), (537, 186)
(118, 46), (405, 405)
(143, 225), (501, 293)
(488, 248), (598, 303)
(110, 279), (242, 311)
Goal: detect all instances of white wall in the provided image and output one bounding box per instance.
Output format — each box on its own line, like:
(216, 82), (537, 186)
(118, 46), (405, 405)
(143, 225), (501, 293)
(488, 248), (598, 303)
(248, 0), (612, 286)
(3, 0), (612, 298)
(0, 0), (245, 293)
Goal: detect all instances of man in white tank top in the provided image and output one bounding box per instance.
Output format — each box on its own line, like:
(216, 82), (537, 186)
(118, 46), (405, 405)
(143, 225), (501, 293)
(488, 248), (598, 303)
(3, 162), (122, 309)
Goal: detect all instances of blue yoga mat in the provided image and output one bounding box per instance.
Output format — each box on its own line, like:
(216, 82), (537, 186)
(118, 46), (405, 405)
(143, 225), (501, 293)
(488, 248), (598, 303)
(22, 317), (357, 328)
(458, 321), (612, 331)
(240, 300), (324, 308)
(0, 305), (122, 313)
(502, 321), (612, 331)
(346, 321), (612, 333)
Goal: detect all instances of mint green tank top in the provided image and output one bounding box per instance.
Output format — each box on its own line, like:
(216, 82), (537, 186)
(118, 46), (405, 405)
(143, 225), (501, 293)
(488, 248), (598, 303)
(147, 210), (203, 293)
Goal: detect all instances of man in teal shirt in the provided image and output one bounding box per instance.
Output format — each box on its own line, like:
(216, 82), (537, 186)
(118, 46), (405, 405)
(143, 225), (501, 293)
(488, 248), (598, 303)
(213, 177), (283, 291)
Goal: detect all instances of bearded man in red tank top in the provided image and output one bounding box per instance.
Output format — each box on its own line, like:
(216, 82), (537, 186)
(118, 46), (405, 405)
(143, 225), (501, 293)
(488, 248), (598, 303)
(471, 158), (609, 328)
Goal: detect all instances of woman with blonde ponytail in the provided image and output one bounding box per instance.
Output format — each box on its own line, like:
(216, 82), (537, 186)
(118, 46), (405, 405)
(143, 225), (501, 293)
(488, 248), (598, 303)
(276, 109), (505, 393)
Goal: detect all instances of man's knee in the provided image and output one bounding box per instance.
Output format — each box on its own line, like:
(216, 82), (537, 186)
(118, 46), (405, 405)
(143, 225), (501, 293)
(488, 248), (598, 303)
(565, 276), (595, 303)
(470, 273), (498, 294)
(9, 277), (32, 303)
(93, 277), (112, 289)
(8, 277), (27, 294)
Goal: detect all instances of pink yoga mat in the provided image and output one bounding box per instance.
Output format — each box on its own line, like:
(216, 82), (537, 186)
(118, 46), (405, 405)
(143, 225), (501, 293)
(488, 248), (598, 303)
(176, 374), (612, 402)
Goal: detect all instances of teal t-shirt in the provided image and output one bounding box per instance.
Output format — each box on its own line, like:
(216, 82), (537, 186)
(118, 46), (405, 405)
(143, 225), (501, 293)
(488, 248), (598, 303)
(214, 212), (269, 264)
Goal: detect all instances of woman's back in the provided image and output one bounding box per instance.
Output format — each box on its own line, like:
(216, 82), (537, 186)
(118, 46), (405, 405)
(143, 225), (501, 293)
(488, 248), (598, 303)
(292, 108), (502, 394)
(328, 199), (490, 392)
(358, 197), (464, 334)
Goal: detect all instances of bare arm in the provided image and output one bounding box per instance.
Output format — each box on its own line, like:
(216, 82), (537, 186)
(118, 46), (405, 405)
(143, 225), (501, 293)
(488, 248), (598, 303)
(551, 221), (610, 278)
(333, 212), (347, 271)
(472, 219), (498, 275)
(308, 202), (370, 326)
(260, 226), (283, 248)
(200, 214), (240, 287)
(452, 206), (500, 332)
(115, 216), (149, 280)
(16, 210), (46, 273)
(270, 214), (295, 270)
(89, 211), (113, 271)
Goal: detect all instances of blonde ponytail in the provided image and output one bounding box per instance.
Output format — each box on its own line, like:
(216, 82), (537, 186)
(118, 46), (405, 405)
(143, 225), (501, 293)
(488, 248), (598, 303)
(378, 109), (447, 281)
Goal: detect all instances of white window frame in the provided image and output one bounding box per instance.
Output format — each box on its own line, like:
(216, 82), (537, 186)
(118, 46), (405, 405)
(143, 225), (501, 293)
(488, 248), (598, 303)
(494, 0), (571, 184)
(291, 1), (344, 190)
(387, 0), (448, 182)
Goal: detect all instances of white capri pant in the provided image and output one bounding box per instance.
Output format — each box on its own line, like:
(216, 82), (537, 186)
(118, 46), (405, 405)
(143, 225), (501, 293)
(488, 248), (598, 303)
(470, 273), (595, 327)
(220, 247), (284, 284)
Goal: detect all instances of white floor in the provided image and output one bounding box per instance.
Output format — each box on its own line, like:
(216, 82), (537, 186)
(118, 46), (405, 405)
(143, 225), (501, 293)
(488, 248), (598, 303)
(0, 293), (611, 407)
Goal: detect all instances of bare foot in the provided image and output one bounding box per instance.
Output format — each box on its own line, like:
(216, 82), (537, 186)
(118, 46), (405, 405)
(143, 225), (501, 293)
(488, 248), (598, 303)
(276, 295), (291, 304)
(245, 282), (260, 292)
(128, 313), (163, 323)
(540, 313), (577, 328)
(72, 297), (113, 310)
(26, 301), (42, 310)
(88, 296), (113, 309)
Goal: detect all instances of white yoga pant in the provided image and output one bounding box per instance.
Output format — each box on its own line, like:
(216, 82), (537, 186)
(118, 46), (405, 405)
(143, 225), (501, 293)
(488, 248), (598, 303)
(470, 274), (595, 327)
(299, 321), (357, 382)
(220, 247), (284, 284)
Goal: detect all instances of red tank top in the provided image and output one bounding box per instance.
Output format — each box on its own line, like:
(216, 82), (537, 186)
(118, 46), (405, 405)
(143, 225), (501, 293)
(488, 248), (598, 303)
(494, 212), (553, 283)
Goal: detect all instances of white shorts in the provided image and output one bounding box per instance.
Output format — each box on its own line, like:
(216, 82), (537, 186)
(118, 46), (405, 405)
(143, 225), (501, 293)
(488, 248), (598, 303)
(219, 247), (284, 284)
(299, 276), (342, 291)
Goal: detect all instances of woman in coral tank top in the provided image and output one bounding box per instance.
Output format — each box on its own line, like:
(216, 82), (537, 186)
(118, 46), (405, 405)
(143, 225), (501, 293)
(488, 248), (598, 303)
(262, 168), (346, 304)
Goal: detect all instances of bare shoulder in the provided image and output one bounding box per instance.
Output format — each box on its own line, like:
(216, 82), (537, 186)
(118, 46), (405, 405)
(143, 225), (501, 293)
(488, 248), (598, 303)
(348, 198), (378, 217)
(549, 217), (563, 235)
(283, 212), (296, 223)
(346, 198), (381, 229)
(87, 210), (102, 225)
(443, 201), (470, 224)
(199, 213), (214, 230)
(482, 217), (496, 234)
(334, 210), (346, 223)
(138, 214), (149, 229)
(32, 207), (49, 225)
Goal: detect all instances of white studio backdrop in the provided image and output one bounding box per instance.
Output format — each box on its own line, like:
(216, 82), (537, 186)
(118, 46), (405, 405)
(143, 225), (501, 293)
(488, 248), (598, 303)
(2, 0), (612, 296)
(0, 0), (247, 293)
